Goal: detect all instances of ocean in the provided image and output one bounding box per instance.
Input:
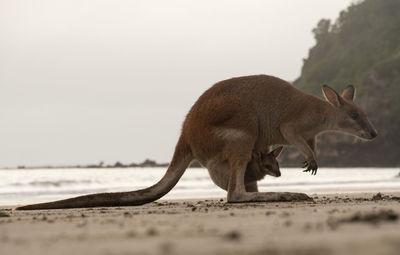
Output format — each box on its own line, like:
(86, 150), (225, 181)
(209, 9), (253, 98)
(1, 167), (399, 206)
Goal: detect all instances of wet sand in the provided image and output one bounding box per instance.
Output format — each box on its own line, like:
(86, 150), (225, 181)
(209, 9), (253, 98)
(1, 192), (400, 255)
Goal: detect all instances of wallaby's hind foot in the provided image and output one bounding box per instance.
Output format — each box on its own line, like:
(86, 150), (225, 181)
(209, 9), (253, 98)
(227, 192), (313, 203)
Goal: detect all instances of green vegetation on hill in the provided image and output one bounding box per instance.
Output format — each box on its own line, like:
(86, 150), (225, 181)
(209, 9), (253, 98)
(282, 0), (400, 167)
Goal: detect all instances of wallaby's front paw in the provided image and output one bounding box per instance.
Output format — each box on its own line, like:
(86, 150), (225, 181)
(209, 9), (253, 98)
(302, 160), (318, 175)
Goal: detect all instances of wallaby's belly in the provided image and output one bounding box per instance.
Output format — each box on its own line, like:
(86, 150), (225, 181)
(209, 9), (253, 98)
(205, 159), (230, 191)
(205, 158), (269, 191)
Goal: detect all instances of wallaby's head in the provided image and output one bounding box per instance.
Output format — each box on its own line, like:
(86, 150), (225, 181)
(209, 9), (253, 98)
(255, 146), (283, 177)
(322, 85), (377, 140)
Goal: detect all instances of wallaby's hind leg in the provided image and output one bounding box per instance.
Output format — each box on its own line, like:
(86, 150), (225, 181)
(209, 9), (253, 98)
(245, 181), (258, 192)
(227, 159), (312, 203)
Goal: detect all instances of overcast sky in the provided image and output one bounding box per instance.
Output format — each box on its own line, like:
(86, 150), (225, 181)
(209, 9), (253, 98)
(0, 0), (355, 167)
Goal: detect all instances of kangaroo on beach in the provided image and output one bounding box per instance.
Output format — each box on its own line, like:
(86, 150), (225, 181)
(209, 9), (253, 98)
(16, 75), (377, 210)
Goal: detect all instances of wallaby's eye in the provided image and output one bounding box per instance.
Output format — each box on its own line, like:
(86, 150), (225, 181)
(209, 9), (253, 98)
(264, 164), (272, 169)
(350, 112), (359, 120)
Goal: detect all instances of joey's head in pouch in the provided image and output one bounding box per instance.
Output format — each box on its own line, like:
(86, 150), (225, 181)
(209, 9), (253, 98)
(258, 146), (283, 177)
(246, 146), (283, 183)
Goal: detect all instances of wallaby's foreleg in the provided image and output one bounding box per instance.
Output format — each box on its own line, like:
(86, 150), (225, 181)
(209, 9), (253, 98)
(301, 137), (318, 174)
(307, 138), (316, 152)
(227, 158), (312, 203)
(280, 124), (318, 175)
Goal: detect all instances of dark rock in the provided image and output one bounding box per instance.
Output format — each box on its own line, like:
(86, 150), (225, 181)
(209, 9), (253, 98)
(333, 209), (398, 226)
(224, 231), (241, 241)
(372, 192), (383, 200)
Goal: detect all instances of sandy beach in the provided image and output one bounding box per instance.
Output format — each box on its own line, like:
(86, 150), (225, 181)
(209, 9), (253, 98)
(1, 192), (400, 255)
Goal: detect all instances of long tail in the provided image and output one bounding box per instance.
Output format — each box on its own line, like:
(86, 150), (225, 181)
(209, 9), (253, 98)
(15, 136), (193, 210)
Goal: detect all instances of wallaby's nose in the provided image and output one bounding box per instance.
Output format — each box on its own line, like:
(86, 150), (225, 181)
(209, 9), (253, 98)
(276, 172), (281, 177)
(370, 130), (377, 139)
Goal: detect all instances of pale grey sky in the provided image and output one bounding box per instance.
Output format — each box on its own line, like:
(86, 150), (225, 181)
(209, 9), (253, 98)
(0, 0), (355, 167)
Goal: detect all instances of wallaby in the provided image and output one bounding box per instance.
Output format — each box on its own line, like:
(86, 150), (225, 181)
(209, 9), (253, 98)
(16, 75), (377, 210)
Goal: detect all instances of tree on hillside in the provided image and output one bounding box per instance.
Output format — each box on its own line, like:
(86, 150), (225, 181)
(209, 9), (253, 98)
(280, 0), (400, 167)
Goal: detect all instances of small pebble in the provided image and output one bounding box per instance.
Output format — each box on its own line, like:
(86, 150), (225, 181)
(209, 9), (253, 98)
(265, 211), (276, 216)
(225, 231), (241, 241)
(283, 220), (292, 227)
(147, 228), (158, 236)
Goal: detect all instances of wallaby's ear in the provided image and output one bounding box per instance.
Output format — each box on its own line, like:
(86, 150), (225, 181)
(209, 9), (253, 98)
(272, 146), (283, 158)
(322, 85), (342, 108)
(341, 84), (356, 101)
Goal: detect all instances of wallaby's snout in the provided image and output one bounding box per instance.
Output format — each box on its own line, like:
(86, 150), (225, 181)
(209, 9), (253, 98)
(370, 129), (378, 139)
(356, 116), (378, 141)
(361, 128), (378, 140)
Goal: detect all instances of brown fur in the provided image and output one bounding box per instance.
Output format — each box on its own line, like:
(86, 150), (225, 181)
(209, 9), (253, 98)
(16, 75), (376, 210)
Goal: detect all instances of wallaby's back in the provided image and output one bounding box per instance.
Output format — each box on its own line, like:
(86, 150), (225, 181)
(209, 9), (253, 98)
(182, 75), (313, 157)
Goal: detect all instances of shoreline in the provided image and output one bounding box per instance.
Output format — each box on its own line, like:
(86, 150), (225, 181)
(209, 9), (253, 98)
(4, 188), (400, 208)
(1, 166), (399, 170)
(1, 192), (400, 255)
(3, 183), (400, 208)
(3, 189), (400, 208)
